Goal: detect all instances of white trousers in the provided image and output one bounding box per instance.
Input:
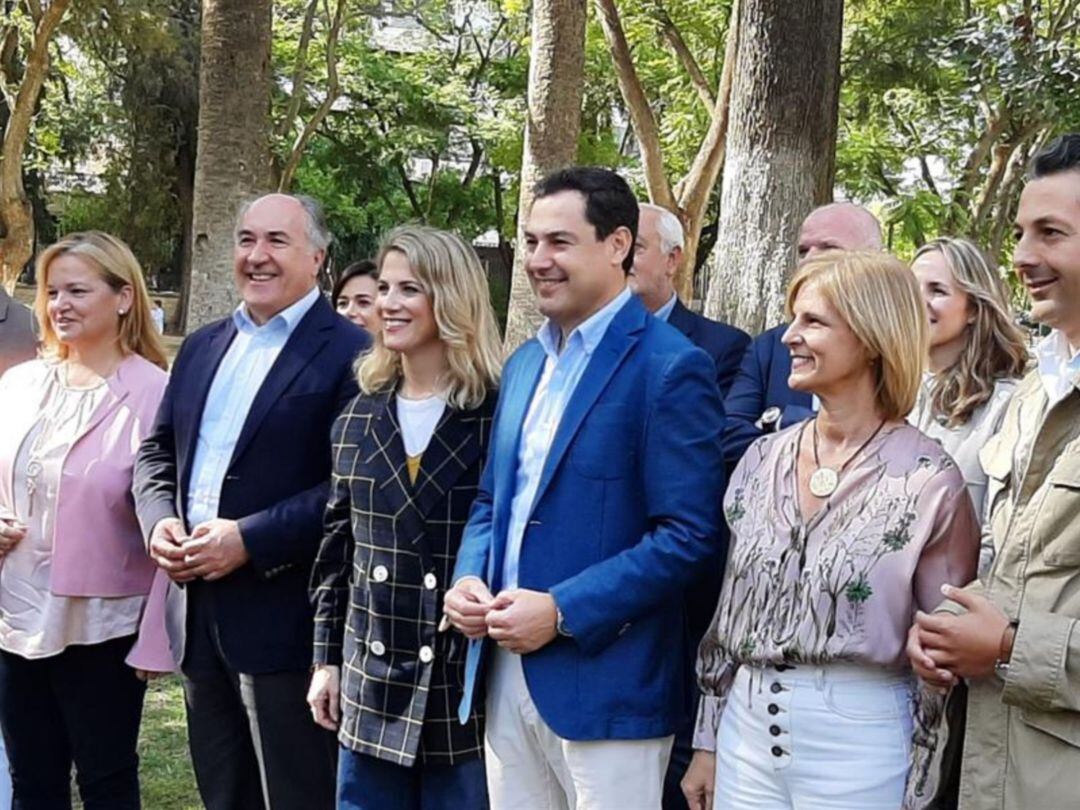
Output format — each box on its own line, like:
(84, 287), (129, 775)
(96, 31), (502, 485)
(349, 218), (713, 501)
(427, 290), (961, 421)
(714, 663), (913, 810)
(484, 648), (673, 810)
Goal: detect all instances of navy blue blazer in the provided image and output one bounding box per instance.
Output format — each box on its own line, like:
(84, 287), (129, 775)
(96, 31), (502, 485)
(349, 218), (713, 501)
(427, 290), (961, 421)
(721, 324), (813, 466)
(666, 299), (749, 398)
(134, 295), (369, 674)
(453, 295), (726, 741)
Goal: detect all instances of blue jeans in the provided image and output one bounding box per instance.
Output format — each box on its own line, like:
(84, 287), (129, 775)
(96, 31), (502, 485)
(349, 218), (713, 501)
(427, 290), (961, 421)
(336, 746), (489, 810)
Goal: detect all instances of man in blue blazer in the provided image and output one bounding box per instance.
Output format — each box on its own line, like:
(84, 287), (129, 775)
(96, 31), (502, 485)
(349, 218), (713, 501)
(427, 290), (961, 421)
(444, 168), (725, 808)
(722, 203), (882, 466)
(133, 194), (369, 810)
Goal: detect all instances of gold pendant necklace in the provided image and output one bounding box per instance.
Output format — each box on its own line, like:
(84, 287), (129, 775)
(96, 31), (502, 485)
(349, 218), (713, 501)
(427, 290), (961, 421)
(809, 417), (886, 498)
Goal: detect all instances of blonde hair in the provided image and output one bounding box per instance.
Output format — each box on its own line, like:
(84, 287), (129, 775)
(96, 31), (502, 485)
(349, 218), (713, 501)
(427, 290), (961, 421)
(785, 251), (927, 420)
(357, 226), (502, 409)
(34, 231), (168, 369)
(913, 238), (1029, 427)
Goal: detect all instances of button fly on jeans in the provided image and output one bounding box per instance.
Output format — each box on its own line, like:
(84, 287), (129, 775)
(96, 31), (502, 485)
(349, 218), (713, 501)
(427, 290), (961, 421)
(768, 704), (779, 715)
(770, 682), (783, 694)
(769, 725), (782, 737)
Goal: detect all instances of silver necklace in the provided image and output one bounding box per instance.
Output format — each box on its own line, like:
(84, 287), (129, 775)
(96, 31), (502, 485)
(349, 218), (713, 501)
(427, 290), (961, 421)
(809, 418), (886, 498)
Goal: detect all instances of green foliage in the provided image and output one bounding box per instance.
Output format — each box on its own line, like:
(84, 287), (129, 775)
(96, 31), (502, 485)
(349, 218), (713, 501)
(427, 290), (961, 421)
(838, 0), (1080, 268)
(32, 0), (198, 286)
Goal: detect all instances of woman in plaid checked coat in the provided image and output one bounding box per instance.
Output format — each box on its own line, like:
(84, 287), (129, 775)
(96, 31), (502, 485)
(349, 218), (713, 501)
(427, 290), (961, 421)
(308, 225), (502, 810)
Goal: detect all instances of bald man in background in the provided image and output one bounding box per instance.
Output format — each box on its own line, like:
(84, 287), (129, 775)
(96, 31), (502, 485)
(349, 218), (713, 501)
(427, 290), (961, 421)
(721, 203), (883, 465)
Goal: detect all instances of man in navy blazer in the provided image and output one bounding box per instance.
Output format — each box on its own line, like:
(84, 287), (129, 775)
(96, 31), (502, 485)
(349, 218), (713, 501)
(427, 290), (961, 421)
(629, 203), (749, 397)
(722, 203), (883, 466)
(133, 194), (369, 810)
(629, 202), (747, 809)
(444, 168), (725, 808)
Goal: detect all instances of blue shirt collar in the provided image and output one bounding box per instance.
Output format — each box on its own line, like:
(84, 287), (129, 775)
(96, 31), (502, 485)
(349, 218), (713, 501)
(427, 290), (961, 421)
(654, 293), (678, 322)
(537, 286), (632, 360)
(232, 285), (320, 336)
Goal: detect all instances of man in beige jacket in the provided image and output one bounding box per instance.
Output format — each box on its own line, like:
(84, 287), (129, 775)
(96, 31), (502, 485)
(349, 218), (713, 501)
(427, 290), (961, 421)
(908, 132), (1080, 809)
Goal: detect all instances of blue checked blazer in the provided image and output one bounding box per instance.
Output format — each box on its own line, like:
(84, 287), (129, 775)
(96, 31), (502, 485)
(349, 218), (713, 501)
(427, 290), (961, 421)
(311, 387), (496, 766)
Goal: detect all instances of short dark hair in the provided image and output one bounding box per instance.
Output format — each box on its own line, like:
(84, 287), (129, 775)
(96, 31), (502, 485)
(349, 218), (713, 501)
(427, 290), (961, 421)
(332, 259), (378, 302)
(533, 167), (639, 272)
(1030, 133), (1080, 179)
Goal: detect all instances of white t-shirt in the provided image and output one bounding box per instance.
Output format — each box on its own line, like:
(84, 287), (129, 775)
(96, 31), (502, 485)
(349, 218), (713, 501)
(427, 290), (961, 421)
(396, 394), (446, 457)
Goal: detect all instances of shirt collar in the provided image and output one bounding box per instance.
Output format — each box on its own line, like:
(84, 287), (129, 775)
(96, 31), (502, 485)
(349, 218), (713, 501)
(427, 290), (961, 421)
(1036, 329), (1080, 401)
(537, 286), (632, 360)
(232, 285), (320, 336)
(653, 293), (679, 322)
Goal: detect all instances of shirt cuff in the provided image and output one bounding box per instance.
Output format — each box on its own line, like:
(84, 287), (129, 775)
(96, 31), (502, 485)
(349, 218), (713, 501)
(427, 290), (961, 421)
(693, 694), (725, 752)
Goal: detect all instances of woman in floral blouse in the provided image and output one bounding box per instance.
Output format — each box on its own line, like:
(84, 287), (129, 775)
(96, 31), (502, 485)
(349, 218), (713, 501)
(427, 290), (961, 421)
(682, 251), (979, 810)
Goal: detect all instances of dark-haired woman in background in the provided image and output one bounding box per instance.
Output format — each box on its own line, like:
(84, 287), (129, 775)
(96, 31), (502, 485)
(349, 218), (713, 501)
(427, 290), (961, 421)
(908, 237), (1028, 577)
(334, 259), (380, 332)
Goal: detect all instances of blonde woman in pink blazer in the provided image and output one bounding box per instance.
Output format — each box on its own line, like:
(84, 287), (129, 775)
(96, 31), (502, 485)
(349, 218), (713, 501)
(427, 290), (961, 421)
(0, 232), (173, 808)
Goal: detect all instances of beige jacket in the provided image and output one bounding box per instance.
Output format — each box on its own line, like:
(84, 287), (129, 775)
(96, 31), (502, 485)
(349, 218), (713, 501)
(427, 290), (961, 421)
(950, 368), (1080, 809)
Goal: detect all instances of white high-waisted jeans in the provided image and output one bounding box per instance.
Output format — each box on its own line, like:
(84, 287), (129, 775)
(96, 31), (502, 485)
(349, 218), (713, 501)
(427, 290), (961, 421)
(714, 663), (914, 810)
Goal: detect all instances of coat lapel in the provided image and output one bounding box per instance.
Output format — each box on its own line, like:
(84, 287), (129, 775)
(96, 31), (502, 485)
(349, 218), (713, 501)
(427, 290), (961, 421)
(667, 299), (696, 341)
(528, 297), (645, 515)
(362, 391), (492, 567)
(228, 297), (334, 469)
(488, 341), (545, 588)
(179, 319), (236, 488)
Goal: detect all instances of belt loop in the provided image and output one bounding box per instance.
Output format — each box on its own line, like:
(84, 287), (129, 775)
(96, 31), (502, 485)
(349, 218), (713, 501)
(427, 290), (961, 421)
(815, 666), (826, 690)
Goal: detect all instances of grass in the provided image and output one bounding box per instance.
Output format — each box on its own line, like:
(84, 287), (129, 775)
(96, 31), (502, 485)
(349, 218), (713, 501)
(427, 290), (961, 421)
(137, 678), (201, 809)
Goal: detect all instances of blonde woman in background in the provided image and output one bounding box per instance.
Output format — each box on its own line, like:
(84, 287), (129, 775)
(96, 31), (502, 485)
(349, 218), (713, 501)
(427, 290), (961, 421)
(0, 232), (173, 808)
(682, 252), (979, 810)
(908, 237), (1028, 576)
(308, 225), (501, 810)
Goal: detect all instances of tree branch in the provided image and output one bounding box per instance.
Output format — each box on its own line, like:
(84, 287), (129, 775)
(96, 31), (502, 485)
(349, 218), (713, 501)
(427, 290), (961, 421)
(275, 0), (320, 139)
(594, 0), (675, 209)
(650, 1), (714, 113)
(278, 0), (347, 191)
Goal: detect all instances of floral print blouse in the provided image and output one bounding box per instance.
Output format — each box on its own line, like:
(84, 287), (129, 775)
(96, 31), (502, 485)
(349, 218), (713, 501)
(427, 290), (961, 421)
(694, 421), (979, 752)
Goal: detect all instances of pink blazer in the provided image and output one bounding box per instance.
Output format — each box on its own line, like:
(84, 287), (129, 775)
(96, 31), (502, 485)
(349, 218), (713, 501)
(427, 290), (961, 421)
(0, 354), (174, 671)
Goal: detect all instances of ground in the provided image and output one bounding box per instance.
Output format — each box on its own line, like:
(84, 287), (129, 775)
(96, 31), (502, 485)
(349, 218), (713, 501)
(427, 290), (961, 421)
(136, 678), (201, 808)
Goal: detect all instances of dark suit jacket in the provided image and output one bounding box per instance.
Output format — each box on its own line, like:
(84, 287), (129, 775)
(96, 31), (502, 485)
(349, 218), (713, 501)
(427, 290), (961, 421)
(0, 288), (36, 378)
(133, 295), (369, 674)
(311, 389), (495, 767)
(721, 324), (813, 466)
(667, 299), (749, 398)
(455, 296), (726, 740)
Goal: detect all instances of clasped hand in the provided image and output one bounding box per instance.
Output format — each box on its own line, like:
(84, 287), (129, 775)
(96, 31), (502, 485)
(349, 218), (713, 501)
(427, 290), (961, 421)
(443, 579), (557, 654)
(149, 517), (250, 583)
(907, 584), (1011, 689)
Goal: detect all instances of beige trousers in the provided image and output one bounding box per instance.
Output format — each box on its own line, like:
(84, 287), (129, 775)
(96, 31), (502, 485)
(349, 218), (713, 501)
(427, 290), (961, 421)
(484, 648), (673, 810)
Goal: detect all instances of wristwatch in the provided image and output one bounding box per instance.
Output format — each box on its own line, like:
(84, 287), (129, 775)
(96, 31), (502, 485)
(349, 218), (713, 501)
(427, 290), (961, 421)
(756, 406), (782, 433)
(555, 606), (573, 638)
(994, 619), (1020, 681)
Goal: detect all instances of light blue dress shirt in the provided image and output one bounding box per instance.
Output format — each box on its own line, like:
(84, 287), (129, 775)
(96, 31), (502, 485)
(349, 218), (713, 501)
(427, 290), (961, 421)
(501, 286), (633, 590)
(653, 292), (678, 322)
(185, 286), (320, 527)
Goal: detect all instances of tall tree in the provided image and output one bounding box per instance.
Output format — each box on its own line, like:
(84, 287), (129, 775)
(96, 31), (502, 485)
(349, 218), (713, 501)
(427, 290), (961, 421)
(186, 0), (273, 329)
(705, 0), (844, 333)
(502, 0), (587, 348)
(595, 0), (738, 302)
(0, 0), (71, 288)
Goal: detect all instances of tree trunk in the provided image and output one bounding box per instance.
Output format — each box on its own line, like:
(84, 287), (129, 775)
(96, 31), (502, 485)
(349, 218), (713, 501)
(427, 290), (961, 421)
(704, 0), (844, 333)
(502, 0), (587, 350)
(185, 0), (273, 330)
(0, 0), (71, 289)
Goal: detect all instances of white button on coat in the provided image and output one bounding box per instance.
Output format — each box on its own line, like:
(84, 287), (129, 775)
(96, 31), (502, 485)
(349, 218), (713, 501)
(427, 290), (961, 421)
(419, 646), (434, 663)
(370, 640), (386, 656)
(423, 573), (437, 590)
(372, 565), (389, 583)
